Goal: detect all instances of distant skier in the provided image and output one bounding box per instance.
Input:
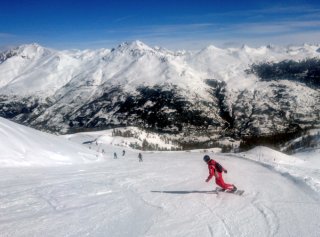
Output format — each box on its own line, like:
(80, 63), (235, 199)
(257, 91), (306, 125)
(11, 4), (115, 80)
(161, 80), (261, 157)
(122, 150), (126, 156)
(114, 152), (117, 159)
(138, 153), (143, 162)
(203, 155), (237, 192)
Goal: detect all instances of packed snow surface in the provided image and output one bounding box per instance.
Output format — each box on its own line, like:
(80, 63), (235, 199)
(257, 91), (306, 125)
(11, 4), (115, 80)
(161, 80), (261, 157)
(0, 117), (102, 166)
(0, 118), (320, 236)
(237, 146), (320, 192)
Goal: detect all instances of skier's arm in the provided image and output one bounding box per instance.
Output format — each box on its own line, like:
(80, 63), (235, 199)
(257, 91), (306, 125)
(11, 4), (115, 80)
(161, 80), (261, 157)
(205, 166), (214, 182)
(222, 167), (227, 173)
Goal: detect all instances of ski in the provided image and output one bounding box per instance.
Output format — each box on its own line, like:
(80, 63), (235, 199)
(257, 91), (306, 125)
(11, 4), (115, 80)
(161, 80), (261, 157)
(215, 187), (245, 196)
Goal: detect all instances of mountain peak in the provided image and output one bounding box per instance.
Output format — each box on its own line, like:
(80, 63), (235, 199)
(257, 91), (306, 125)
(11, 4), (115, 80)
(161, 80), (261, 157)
(10, 43), (52, 59)
(16, 43), (45, 52)
(240, 44), (252, 51)
(119, 40), (149, 48)
(205, 45), (222, 51)
(0, 43), (52, 63)
(115, 40), (154, 54)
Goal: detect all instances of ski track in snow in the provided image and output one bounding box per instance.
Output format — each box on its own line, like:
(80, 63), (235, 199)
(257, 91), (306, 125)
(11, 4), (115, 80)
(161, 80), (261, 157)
(204, 201), (232, 237)
(250, 196), (280, 237)
(0, 152), (320, 237)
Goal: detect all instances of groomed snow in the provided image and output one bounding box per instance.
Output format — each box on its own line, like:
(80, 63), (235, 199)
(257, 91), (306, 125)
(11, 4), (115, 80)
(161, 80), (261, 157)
(236, 146), (320, 193)
(0, 118), (320, 236)
(0, 117), (102, 166)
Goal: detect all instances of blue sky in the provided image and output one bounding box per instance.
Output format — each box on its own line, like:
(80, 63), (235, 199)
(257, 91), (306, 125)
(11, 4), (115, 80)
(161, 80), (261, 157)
(1, 0), (320, 50)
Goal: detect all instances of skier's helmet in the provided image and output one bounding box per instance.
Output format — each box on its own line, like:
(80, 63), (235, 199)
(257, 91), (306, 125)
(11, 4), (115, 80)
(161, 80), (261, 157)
(203, 155), (211, 162)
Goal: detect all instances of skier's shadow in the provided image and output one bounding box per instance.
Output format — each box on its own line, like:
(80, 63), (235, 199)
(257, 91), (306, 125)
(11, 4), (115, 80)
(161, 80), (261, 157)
(151, 190), (217, 194)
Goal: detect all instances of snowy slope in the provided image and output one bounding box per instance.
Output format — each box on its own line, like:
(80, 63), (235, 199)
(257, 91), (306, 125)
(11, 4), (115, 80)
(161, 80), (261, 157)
(0, 117), (103, 166)
(63, 126), (182, 151)
(281, 129), (320, 153)
(68, 129), (320, 193)
(236, 146), (320, 192)
(0, 150), (319, 236)
(0, 119), (320, 236)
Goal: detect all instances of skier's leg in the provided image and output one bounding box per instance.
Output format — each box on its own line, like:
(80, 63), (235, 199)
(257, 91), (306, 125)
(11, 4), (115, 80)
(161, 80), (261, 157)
(216, 179), (234, 190)
(215, 174), (235, 190)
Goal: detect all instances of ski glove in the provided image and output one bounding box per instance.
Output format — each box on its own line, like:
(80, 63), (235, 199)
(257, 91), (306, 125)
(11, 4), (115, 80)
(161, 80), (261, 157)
(224, 170), (227, 173)
(205, 178), (210, 182)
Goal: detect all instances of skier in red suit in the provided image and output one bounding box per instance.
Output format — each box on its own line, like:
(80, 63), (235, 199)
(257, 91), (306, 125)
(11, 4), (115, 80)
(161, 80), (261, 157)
(204, 155), (237, 192)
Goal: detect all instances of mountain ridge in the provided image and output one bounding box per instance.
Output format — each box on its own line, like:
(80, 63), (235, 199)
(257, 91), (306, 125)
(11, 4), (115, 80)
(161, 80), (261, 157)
(0, 41), (319, 148)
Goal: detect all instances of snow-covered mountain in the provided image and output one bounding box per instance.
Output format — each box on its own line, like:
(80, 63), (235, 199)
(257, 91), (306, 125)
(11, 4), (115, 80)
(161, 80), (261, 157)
(280, 129), (320, 154)
(0, 41), (319, 148)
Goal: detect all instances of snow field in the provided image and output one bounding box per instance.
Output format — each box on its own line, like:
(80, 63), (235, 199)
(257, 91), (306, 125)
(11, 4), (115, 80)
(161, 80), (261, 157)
(237, 146), (320, 193)
(0, 117), (103, 166)
(0, 151), (319, 237)
(0, 118), (319, 236)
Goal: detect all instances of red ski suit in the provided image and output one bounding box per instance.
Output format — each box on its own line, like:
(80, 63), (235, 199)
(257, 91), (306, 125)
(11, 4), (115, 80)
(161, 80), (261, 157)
(206, 159), (234, 190)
